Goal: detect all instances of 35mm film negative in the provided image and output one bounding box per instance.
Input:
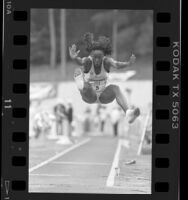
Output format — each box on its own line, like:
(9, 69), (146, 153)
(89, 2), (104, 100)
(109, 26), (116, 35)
(2, 0), (181, 199)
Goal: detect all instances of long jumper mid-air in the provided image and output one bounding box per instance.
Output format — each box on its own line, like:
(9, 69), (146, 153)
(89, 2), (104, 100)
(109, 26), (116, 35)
(69, 32), (140, 123)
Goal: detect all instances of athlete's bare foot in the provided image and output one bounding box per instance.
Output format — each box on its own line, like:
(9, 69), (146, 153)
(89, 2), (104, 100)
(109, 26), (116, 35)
(74, 68), (84, 90)
(127, 107), (140, 124)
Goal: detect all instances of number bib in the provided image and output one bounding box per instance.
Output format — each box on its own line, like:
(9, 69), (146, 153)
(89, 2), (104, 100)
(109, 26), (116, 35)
(90, 79), (107, 93)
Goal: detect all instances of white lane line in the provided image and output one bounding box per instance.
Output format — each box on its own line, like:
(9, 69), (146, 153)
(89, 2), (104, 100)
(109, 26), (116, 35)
(30, 174), (70, 177)
(137, 111), (151, 156)
(52, 161), (111, 166)
(106, 140), (122, 187)
(29, 138), (91, 173)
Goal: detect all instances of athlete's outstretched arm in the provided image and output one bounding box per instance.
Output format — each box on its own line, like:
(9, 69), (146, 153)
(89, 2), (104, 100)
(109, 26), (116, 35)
(109, 54), (136, 69)
(69, 44), (85, 66)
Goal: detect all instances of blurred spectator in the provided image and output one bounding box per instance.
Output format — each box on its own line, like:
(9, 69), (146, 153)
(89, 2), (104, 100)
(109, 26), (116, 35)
(111, 106), (122, 137)
(98, 105), (107, 133)
(54, 103), (67, 137)
(83, 107), (92, 135)
(66, 100), (73, 138)
(33, 111), (55, 139)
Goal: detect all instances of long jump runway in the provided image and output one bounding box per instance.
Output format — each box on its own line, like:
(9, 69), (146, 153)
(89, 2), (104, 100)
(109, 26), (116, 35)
(29, 136), (128, 193)
(29, 136), (151, 194)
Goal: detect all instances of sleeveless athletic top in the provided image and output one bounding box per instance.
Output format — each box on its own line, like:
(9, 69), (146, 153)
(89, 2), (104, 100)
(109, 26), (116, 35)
(83, 56), (110, 82)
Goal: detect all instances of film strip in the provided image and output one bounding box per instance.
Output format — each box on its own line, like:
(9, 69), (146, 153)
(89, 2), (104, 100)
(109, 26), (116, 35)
(2, 0), (181, 199)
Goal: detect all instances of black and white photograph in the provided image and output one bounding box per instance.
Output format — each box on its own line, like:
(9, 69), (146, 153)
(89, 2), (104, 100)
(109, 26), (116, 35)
(29, 9), (153, 194)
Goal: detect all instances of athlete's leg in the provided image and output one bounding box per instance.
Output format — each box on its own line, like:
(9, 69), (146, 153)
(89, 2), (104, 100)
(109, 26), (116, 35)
(80, 82), (97, 103)
(99, 84), (140, 123)
(99, 84), (128, 112)
(74, 68), (97, 104)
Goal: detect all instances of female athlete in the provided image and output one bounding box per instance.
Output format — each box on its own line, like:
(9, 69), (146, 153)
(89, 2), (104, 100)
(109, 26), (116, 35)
(69, 33), (140, 123)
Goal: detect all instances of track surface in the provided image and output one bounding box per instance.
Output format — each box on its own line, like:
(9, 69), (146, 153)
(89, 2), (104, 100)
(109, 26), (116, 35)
(29, 136), (151, 194)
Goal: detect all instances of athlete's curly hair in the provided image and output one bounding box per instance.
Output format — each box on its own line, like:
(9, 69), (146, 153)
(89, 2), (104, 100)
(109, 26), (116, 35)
(83, 32), (112, 55)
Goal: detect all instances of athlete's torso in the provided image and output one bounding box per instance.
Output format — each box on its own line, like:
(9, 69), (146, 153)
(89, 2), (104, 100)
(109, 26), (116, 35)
(83, 56), (110, 82)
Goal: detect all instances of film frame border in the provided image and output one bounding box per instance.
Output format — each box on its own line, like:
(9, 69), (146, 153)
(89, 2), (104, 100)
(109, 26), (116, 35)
(1, 0), (181, 199)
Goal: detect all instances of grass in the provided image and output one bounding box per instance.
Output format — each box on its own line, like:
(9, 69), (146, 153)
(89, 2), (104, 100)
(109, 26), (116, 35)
(30, 61), (152, 82)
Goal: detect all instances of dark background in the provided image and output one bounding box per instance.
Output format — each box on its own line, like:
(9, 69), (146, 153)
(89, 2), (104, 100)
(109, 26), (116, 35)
(30, 9), (153, 81)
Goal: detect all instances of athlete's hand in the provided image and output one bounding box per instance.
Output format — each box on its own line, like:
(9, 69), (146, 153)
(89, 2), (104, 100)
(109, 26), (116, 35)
(69, 44), (80, 59)
(129, 54), (136, 64)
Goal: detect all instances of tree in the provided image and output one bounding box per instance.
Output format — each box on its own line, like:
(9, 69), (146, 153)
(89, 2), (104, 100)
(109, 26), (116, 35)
(60, 9), (67, 78)
(48, 9), (56, 68)
(91, 10), (153, 60)
(112, 10), (118, 59)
